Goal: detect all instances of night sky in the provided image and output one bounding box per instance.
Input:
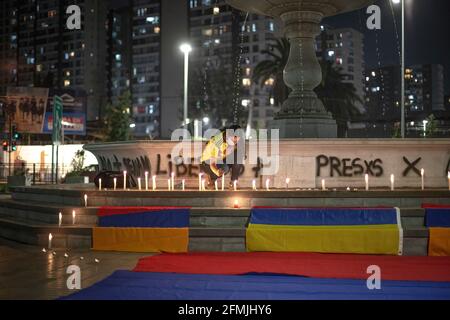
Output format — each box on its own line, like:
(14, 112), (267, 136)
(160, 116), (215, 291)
(112, 0), (450, 94)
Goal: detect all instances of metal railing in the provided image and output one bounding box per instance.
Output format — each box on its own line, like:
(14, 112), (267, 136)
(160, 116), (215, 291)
(0, 163), (72, 185)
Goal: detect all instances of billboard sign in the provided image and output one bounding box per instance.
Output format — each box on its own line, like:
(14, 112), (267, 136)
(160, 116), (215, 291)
(52, 95), (63, 145)
(43, 91), (86, 136)
(5, 87), (50, 134)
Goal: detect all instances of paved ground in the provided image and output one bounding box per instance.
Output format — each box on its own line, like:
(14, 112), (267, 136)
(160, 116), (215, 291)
(0, 238), (148, 300)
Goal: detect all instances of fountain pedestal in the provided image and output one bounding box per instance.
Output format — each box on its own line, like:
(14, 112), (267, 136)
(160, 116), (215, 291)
(226, 0), (373, 138)
(270, 11), (337, 138)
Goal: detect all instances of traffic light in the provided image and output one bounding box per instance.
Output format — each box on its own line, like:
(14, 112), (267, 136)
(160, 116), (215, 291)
(12, 125), (20, 140)
(11, 141), (17, 152)
(2, 141), (8, 152)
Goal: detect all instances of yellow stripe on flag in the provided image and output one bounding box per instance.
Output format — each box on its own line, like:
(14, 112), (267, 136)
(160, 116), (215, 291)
(429, 228), (450, 256)
(93, 227), (189, 253)
(246, 224), (400, 255)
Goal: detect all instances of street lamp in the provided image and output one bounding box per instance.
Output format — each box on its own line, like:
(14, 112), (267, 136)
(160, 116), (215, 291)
(180, 43), (192, 128)
(392, 0), (405, 138)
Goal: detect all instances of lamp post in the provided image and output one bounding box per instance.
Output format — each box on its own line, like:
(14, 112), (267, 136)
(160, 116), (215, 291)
(392, 0), (405, 138)
(180, 43), (192, 128)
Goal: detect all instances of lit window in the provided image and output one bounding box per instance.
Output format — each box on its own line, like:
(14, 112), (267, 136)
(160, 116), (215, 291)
(213, 7), (220, 15)
(241, 99), (250, 107)
(154, 26), (160, 34)
(242, 78), (251, 86)
(264, 78), (275, 86)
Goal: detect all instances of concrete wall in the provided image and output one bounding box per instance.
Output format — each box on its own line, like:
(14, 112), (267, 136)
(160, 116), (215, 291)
(84, 139), (450, 189)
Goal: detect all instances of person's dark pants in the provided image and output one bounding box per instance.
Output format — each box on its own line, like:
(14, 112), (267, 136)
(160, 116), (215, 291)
(200, 162), (243, 182)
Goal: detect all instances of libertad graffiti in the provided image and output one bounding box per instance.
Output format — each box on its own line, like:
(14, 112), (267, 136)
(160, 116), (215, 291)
(98, 154), (264, 179)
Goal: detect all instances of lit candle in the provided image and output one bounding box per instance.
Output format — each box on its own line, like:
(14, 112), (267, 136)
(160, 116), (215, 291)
(266, 179), (270, 191)
(138, 177), (142, 191)
(215, 180), (218, 191)
(199, 173), (203, 191)
(421, 168), (425, 190)
(234, 199), (240, 209)
(58, 212), (62, 227)
(171, 172), (175, 191)
(221, 175), (225, 191)
(123, 171), (127, 190)
(448, 172), (450, 191)
(84, 194), (88, 207)
(365, 174), (369, 191)
(72, 210), (76, 225)
(48, 233), (53, 249)
(113, 178), (117, 191)
(152, 176), (157, 191)
(321, 179), (326, 191)
(168, 179), (171, 191)
(98, 178), (102, 191)
(182, 179), (186, 191)
(286, 178), (290, 189)
(145, 172), (149, 191)
(390, 174), (395, 191)
(252, 180), (257, 191)
(233, 180), (237, 191)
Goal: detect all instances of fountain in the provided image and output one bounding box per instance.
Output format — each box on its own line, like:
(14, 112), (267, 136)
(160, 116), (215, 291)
(226, 0), (374, 138)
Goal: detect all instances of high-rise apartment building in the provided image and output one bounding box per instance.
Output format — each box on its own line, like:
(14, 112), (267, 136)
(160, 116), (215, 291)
(0, 0), (108, 123)
(316, 26), (365, 112)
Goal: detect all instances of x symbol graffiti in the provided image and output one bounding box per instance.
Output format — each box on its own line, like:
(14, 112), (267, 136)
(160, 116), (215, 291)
(403, 157), (422, 177)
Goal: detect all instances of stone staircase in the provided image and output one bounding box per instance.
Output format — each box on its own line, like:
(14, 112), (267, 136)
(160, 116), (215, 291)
(0, 185), (447, 255)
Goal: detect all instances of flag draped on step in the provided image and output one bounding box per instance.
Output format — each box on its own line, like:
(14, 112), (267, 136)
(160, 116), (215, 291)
(424, 204), (450, 257)
(93, 207), (190, 253)
(246, 207), (403, 255)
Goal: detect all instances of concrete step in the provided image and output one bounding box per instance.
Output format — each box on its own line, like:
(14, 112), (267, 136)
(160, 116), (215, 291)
(190, 208), (250, 228)
(0, 217), (92, 249)
(0, 199), (98, 225)
(10, 186), (450, 208)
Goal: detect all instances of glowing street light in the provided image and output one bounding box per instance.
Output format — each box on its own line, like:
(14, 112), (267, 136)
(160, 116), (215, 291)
(180, 43), (192, 128)
(392, 0), (405, 138)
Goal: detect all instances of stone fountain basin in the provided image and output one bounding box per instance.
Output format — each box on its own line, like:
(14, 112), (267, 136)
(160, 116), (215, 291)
(226, 0), (374, 17)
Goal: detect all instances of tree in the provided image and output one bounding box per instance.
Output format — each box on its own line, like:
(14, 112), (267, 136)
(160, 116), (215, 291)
(189, 58), (246, 129)
(103, 90), (132, 142)
(424, 114), (437, 138)
(315, 60), (363, 137)
(252, 38), (290, 106)
(70, 150), (86, 172)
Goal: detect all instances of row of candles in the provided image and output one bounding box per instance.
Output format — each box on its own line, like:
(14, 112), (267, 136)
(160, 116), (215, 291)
(97, 170), (450, 192)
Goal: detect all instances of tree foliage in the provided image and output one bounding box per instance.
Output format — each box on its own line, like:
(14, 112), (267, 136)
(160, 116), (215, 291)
(103, 90), (132, 142)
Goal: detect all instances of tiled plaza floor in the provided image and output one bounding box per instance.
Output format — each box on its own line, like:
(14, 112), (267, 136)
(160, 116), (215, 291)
(0, 238), (148, 300)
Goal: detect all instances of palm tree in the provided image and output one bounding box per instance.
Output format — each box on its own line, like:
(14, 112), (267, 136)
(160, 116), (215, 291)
(252, 38), (290, 106)
(315, 60), (363, 137)
(253, 37), (363, 137)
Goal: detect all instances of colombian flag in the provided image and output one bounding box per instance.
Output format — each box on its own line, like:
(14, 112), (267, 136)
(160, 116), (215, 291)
(93, 207), (190, 253)
(424, 204), (450, 256)
(246, 207), (403, 255)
